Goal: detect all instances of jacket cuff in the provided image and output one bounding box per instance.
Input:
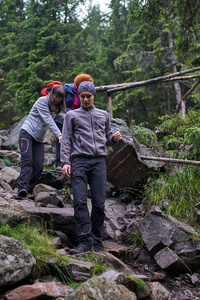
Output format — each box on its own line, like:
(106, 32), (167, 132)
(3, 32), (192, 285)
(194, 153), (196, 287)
(61, 162), (71, 167)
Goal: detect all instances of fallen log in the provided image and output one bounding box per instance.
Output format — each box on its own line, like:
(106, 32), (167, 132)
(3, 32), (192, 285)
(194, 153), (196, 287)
(95, 68), (200, 93)
(105, 67), (200, 93)
(140, 156), (200, 166)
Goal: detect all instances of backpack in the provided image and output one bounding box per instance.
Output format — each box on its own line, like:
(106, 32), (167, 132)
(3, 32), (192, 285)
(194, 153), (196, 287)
(41, 81), (80, 111)
(41, 81), (63, 96)
(63, 83), (80, 110)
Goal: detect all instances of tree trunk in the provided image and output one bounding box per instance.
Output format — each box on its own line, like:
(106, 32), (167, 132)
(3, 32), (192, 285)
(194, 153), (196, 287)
(168, 33), (185, 118)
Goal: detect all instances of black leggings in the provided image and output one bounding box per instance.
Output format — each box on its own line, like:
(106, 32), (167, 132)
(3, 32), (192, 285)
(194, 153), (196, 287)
(18, 129), (44, 193)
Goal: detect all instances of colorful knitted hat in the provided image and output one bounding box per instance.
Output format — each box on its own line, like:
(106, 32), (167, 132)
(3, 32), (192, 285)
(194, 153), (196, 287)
(78, 81), (96, 96)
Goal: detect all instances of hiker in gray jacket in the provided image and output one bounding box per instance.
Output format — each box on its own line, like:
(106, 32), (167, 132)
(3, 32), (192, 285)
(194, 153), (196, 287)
(61, 80), (122, 254)
(17, 85), (66, 199)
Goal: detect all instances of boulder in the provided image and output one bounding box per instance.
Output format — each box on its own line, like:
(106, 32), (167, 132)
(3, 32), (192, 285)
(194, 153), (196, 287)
(1, 166), (20, 189)
(0, 150), (21, 166)
(0, 197), (28, 225)
(149, 281), (172, 300)
(66, 276), (137, 300)
(19, 201), (76, 241)
(0, 235), (36, 288)
(107, 118), (165, 189)
(35, 192), (64, 207)
(101, 270), (150, 299)
(5, 281), (73, 300)
(39, 170), (70, 190)
(2, 116), (27, 150)
(139, 206), (200, 274)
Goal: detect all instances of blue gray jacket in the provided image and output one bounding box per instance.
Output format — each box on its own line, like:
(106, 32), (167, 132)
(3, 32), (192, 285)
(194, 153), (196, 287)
(22, 96), (64, 143)
(61, 105), (115, 166)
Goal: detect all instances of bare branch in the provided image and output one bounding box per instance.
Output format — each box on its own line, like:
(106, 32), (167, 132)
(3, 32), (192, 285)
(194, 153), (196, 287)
(175, 79), (200, 113)
(140, 156), (200, 166)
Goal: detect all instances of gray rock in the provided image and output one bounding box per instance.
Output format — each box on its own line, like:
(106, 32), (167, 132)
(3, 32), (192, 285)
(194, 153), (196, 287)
(106, 118), (165, 189)
(139, 206), (200, 274)
(101, 270), (150, 299)
(154, 247), (183, 273)
(45, 128), (56, 145)
(40, 170), (70, 190)
(33, 183), (59, 194)
(0, 150), (21, 166)
(149, 281), (171, 300)
(0, 235), (36, 288)
(0, 178), (14, 192)
(44, 153), (56, 167)
(0, 159), (6, 169)
(19, 202), (76, 238)
(66, 276), (137, 300)
(2, 116), (27, 150)
(35, 191), (64, 207)
(1, 166), (20, 189)
(0, 198), (28, 226)
(4, 281), (73, 300)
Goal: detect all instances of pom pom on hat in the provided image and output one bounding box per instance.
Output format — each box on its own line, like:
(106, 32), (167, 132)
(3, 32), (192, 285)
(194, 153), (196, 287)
(78, 81), (96, 96)
(74, 74), (93, 87)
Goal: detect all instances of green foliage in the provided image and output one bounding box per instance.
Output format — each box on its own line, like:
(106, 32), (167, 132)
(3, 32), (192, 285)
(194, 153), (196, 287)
(0, 221), (70, 280)
(125, 233), (144, 248)
(43, 165), (54, 171)
(156, 110), (200, 160)
(60, 186), (73, 205)
(144, 165), (200, 224)
(0, 155), (11, 166)
(77, 253), (108, 276)
(127, 274), (148, 293)
(1, 0), (200, 131)
(187, 232), (200, 245)
(132, 124), (157, 145)
(0, 222), (65, 260)
(156, 114), (186, 136)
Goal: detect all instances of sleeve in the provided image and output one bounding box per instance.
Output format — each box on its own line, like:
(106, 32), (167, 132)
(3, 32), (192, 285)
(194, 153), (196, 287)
(105, 112), (115, 146)
(60, 112), (73, 166)
(36, 97), (62, 138)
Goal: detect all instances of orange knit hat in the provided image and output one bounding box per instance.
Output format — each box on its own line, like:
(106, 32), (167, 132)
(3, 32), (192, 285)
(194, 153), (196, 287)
(74, 74), (93, 87)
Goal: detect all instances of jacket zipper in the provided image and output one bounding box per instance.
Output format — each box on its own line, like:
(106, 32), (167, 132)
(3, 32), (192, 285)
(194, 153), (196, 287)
(89, 111), (97, 156)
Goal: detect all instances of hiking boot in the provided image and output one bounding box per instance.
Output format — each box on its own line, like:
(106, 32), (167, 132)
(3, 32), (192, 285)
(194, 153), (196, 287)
(18, 189), (27, 197)
(69, 243), (94, 255)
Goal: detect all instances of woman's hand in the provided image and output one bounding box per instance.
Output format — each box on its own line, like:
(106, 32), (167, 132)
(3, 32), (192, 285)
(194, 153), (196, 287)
(58, 135), (62, 144)
(62, 164), (71, 178)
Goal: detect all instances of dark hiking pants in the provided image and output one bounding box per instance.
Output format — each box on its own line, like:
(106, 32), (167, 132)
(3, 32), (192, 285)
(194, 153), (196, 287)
(18, 129), (44, 193)
(71, 156), (106, 247)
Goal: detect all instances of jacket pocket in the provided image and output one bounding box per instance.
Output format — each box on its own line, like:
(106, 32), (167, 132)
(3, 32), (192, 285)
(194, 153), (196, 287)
(78, 135), (83, 152)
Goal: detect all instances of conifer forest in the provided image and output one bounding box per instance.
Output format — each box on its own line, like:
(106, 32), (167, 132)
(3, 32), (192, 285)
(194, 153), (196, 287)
(1, 0), (200, 135)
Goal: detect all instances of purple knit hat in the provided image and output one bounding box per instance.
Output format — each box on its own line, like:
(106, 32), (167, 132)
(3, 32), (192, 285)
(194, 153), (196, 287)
(78, 81), (96, 96)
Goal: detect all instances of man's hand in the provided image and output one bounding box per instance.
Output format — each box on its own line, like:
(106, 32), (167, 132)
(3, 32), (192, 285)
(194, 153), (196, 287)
(62, 164), (71, 178)
(112, 131), (122, 142)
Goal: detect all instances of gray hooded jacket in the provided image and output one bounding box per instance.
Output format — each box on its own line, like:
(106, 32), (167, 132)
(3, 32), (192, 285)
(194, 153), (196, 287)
(22, 96), (64, 143)
(61, 105), (115, 166)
